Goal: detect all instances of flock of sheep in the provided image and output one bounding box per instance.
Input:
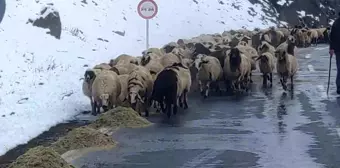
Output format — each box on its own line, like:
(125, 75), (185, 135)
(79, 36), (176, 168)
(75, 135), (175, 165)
(82, 25), (330, 118)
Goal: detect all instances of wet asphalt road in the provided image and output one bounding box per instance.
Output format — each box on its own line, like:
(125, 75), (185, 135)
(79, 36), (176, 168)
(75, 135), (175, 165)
(71, 44), (340, 168)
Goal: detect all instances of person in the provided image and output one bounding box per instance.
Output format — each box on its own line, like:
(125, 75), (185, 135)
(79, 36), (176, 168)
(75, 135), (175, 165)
(329, 12), (340, 94)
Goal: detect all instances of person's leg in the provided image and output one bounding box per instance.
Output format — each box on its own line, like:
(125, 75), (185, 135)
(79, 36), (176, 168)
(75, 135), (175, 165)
(335, 53), (340, 93)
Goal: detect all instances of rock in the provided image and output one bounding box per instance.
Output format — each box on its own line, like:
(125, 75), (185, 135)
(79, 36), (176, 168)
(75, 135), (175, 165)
(28, 4), (62, 39)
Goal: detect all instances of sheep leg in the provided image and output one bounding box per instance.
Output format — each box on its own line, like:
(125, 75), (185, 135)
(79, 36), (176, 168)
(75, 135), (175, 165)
(199, 80), (204, 96)
(224, 79), (233, 95)
(96, 103), (101, 115)
(204, 81), (210, 99)
(183, 90), (189, 109)
(290, 75), (294, 90)
(173, 102), (178, 116)
(269, 73), (273, 87)
(166, 103), (172, 118)
(250, 73), (253, 83)
(179, 94), (184, 108)
(92, 101), (97, 116)
(262, 73), (267, 86)
(144, 97), (150, 117)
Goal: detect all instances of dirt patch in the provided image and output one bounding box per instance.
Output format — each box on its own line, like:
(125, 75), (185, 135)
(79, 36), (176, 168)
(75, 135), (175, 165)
(50, 126), (116, 155)
(89, 106), (152, 129)
(7, 146), (73, 168)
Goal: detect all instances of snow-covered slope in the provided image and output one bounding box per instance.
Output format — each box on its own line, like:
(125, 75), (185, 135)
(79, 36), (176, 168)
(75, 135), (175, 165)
(0, 0), (275, 155)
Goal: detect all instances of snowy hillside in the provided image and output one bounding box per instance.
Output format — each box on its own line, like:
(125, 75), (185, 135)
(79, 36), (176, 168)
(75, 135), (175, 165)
(0, 0), (276, 155)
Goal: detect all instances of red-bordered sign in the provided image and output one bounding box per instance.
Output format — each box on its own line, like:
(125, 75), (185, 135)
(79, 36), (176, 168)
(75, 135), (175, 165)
(137, 0), (158, 19)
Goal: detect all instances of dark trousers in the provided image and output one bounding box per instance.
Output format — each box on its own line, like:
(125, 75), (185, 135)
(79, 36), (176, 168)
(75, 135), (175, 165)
(336, 52), (340, 89)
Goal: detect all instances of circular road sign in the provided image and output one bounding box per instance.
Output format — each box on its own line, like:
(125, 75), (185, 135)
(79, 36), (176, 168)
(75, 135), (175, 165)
(137, 0), (158, 19)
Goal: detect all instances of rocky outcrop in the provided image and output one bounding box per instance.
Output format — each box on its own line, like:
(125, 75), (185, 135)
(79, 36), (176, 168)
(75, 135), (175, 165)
(250, 0), (338, 27)
(27, 4), (62, 39)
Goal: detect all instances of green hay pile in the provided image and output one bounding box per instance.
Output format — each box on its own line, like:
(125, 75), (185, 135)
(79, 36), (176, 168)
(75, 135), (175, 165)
(8, 146), (74, 168)
(89, 106), (152, 129)
(50, 126), (116, 155)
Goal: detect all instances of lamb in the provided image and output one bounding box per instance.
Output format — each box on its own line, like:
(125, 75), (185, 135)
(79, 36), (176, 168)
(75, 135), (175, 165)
(91, 70), (121, 115)
(223, 47), (252, 92)
(257, 40), (276, 57)
(151, 62), (191, 118)
(194, 54), (223, 98)
(127, 65), (154, 117)
(109, 54), (139, 66)
(93, 63), (112, 70)
(256, 52), (275, 86)
(110, 63), (137, 75)
(276, 50), (298, 91)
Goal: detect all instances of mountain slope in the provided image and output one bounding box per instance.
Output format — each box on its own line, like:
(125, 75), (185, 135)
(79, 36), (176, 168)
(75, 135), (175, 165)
(0, 0), (276, 156)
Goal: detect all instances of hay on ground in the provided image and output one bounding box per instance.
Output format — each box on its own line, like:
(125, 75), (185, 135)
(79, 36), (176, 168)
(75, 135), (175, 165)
(8, 146), (74, 168)
(89, 106), (152, 129)
(50, 126), (116, 155)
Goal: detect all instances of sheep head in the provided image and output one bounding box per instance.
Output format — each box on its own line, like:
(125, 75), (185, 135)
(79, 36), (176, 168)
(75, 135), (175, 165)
(109, 59), (115, 67)
(276, 50), (287, 62)
(287, 35), (296, 44)
(127, 83), (145, 108)
(229, 48), (241, 72)
(256, 54), (269, 63)
(238, 41), (248, 46)
(109, 67), (120, 75)
(84, 69), (96, 83)
(141, 51), (152, 66)
(99, 93), (110, 110)
(163, 44), (176, 53)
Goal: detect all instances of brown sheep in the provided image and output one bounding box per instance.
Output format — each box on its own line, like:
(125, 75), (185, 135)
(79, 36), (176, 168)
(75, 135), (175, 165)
(307, 29), (319, 46)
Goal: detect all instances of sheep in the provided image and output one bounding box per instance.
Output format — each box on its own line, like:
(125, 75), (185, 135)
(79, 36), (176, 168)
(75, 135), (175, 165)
(109, 54), (139, 66)
(91, 70), (121, 115)
(110, 63), (137, 75)
(142, 48), (165, 57)
(223, 47), (252, 93)
(160, 52), (182, 68)
(162, 42), (178, 53)
(257, 40), (276, 57)
(236, 44), (258, 72)
(256, 52), (275, 86)
(82, 68), (103, 111)
(276, 35), (297, 57)
(143, 60), (165, 81)
(194, 54), (223, 98)
(141, 51), (162, 66)
(261, 27), (285, 47)
(93, 63), (112, 70)
(127, 65), (154, 117)
(151, 62), (191, 118)
(276, 50), (298, 91)
(117, 74), (130, 107)
(307, 29), (319, 46)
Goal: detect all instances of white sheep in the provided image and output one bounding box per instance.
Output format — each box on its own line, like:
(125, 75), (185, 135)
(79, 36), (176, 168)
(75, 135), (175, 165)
(256, 52), (275, 86)
(93, 63), (112, 70)
(276, 50), (298, 91)
(82, 68), (103, 109)
(223, 48), (252, 92)
(194, 54), (223, 98)
(276, 35), (297, 57)
(110, 63), (137, 75)
(257, 40), (276, 57)
(109, 54), (139, 66)
(127, 65), (154, 117)
(91, 70), (121, 115)
(117, 74), (130, 107)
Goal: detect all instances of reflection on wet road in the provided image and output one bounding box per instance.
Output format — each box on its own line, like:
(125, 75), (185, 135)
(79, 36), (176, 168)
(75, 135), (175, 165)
(72, 45), (340, 168)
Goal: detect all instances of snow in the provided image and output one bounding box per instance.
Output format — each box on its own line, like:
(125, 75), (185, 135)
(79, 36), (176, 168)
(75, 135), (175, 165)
(0, 0), (275, 156)
(297, 10), (306, 17)
(277, 0), (286, 6)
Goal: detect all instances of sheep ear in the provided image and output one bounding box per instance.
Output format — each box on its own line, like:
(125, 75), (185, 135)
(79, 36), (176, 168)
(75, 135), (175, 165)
(110, 67), (120, 75)
(256, 56), (262, 61)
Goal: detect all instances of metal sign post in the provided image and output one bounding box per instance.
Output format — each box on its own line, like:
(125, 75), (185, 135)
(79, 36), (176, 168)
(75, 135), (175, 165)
(137, 0), (158, 51)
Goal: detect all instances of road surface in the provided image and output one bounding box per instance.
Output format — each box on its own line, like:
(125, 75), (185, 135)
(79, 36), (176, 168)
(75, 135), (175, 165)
(71, 45), (340, 168)
(3, 44), (340, 168)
